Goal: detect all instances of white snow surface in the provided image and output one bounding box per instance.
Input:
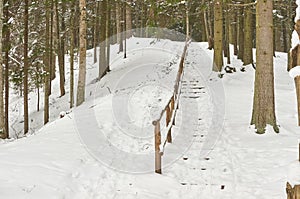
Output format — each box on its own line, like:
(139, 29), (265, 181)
(1, 37), (300, 199)
(289, 65), (300, 78)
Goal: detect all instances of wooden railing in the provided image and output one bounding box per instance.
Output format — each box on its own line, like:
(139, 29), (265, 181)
(152, 40), (190, 174)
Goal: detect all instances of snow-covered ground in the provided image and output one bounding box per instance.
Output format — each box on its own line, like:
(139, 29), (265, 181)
(0, 37), (299, 199)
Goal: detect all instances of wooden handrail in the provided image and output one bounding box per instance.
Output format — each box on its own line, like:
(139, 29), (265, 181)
(153, 40), (190, 174)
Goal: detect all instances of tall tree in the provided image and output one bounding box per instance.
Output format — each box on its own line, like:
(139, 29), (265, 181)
(56, 0), (65, 97)
(125, 0), (132, 38)
(99, 0), (107, 79)
(290, 19), (300, 126)
(93, 1), (100, 64)
(0, 0), (5, 138)
(251, 0), (278, 134)
(44, 1), (51, 124)
(106, 1), (111, 69)
(223, 1), (230, 64)
(243, 1), (254, 65)
(212, 0), (223, 72)
(24, 0), (29, 134)
(115, 0), (121, 44)
(237, 8), (244, 60)
(4, 0), (10, 138)
(70, 1), (76, 108)
(76, 0), (87, 106)
(202, 0), (213, 49)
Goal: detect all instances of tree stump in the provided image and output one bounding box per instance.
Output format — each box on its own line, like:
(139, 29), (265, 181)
(286, 182), (300, 199)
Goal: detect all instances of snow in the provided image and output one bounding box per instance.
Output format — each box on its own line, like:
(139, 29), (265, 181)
(0, 36), (300, 198)
(289, 66), (300, 78)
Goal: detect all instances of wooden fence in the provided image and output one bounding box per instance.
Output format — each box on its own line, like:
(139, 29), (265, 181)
(152, 40), (190, 174)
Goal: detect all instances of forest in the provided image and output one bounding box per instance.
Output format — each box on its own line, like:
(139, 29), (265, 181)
(0, 0), (298, 138)
(0, 0), (300, 198)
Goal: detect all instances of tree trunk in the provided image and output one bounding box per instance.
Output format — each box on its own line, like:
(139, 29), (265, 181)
(70, 2), (75, 108)
(292, 20), (300, 126)
(48, 0), (54, 96)
(243, 1), (254, 65)
(116, 1), (121, 44)
(185, 1), (190, 39)
(106, 1), (111, 71)
(295, 76), (300, 126)
(24, 0), (29, 134)
(93, 1), (100, 64)
(237, 8), (244, 60)
(231, 9), (238, 56)
(50, 0), (55, 83)
(224, 2), (230, 64)
(99, 0), (107, 79)
(287, 1), (297, 71)
(126, 0), (132, 38)
(203, 1), (213, 49)
(213, 0), (223, 72)
(123, 2), (127, 59)
(4, 0), (9, 138)
(76, 0), (87, 106)
(0, 0), (5, 139)
(44, 1), (50, 124)
(56, 0), (65, 97)
(251, 0), (278, 134)
(207, 2), (214, 47)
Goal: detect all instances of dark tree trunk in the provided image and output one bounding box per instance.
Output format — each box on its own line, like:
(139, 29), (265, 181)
(24, 0), (29, 134)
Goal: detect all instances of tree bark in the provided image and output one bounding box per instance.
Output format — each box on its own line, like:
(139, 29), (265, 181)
(24, 0), (29, 134)
(0, 0), (5, 138)
(290, 19), (300, 126)
(76, 0), (87, 106)
(295, 76), (300, 126)
(99, 0), (107, 79)
(70, 2), (75, 108)
(93, 1), (100, 64)
(224, 2), (230, 64)
(106, 1), (111, 70)
(116, 1), (121, 44)
(50, 0), (55, 83)
(4, 0), (9, 138)
(243, 1), (253, 65)
(251, 0), (278, 134)
(126, 0), (132, 38)
(231, 9), (238, 56)
(213, 0), (223, 72)
(202, 0), (213, 49)
(44, 1), (51, 124)
(56, 0), (65, 97)
(237, 8), (244, 60)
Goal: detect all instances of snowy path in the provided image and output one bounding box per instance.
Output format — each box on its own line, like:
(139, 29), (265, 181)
(161, 42), (236, 198)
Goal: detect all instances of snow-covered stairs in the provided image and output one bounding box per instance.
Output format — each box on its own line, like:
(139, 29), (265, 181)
(162, 43), (236, 198)
(180, 80), (205, 99)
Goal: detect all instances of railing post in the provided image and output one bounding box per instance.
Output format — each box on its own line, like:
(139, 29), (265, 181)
(171, 96), (175, 125)
(153, 121), (162, 174)
(166, 105), (172, 143)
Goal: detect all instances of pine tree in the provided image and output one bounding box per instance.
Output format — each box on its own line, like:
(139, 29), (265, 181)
(251, 0), (279, 134)
(76, 0), (87, 106)
(0, 0), (6, 138)
(212, 0), (223, 72)
(44, 0), (51, 124)
(24, 0), (29, 134)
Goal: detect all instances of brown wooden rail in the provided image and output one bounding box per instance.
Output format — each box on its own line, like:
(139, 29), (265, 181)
(152, 40), (190, 174)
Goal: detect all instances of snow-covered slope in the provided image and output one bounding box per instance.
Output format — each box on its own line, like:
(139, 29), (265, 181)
(1, 38), (299, 199)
